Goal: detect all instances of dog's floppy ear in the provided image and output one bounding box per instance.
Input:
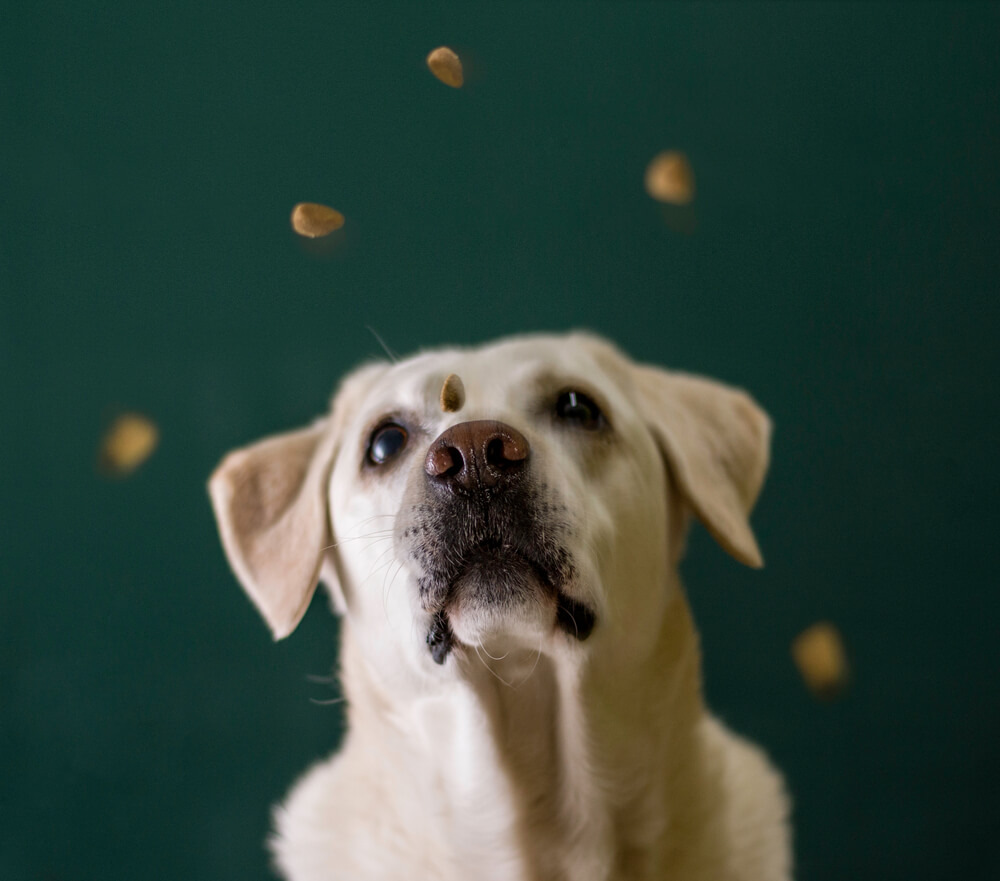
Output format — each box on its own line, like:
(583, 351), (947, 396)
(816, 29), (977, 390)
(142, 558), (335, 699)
(208, 362), (387, 640)
(632, 365), (772, 568)
(208, 419), (336, 640)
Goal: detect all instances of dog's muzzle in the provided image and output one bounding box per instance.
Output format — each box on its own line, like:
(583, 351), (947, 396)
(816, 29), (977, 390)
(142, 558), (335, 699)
(403, 419), (595, 664)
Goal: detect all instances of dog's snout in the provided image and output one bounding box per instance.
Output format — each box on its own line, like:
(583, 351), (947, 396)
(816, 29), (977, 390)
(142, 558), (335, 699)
(425, 420), (529, 492)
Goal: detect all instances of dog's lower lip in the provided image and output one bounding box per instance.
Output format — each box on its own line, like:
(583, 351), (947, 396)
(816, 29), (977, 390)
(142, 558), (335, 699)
(555, 594), (596, 641)
(426, 611), (454, 665)
(422, 566), (595, 664)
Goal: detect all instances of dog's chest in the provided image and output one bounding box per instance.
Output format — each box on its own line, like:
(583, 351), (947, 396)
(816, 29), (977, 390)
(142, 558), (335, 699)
(402, 689), (534, 880)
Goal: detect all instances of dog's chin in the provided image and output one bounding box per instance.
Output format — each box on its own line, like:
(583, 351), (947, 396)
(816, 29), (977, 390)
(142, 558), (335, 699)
(446, 562), (554, 652)
(420, 547), (597, 665)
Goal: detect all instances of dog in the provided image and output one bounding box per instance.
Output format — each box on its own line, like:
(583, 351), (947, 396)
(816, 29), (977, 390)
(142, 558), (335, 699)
(209, 332), (792, 881)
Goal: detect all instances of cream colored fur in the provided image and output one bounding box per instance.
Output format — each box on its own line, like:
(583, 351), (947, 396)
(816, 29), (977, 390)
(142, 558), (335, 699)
(209, 332), (792, 881)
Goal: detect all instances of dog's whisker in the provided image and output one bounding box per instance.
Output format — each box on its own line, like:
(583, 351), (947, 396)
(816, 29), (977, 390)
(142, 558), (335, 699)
(370, 542), (400, 577)
(474, 643), (514, 689)
(335, 528), (395, 542)
(344, 513), (397, 528)
(478, 643), (511, 662)
(364, 324), (399, 363)
(356, 553), (401, 597)
(513, 631), (545, 690)
(381, 559), (406, 624)
(305, 672), (338, 684)
(357, 535), (395, 557)
(306, 669), (345, 707)
(358, 552), (394, 580)
(323, 529), (395, 551)
(336, 513), (397, 533)
(308, 696), (348, 706)
(321, 514), (398, 552)
(359, 561), (397, 597)
(562, 603), (581, 640)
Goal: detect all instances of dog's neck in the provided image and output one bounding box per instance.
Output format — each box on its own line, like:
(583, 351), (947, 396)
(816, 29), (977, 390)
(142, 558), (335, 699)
(339, 582), (713, 881)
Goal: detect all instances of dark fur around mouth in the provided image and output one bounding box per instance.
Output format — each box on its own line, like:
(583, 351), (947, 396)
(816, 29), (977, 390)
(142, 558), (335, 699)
(403, 483), (595, 664)
(426, 611), (454, 665)
(555, 595), (596, 642)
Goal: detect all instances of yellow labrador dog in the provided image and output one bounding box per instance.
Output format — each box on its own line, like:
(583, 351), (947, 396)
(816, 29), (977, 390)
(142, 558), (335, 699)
(209, 332), (792, 881)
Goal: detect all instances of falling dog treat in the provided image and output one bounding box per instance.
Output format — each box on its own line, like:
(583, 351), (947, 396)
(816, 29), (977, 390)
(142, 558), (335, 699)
(291, 202), (345, 238)
(440, 374), (466, 412)
(792, 622), (849, 700)
(644, 150), (696, 205)
(100, 413), (159, 476)
(426, 46), (463, 88)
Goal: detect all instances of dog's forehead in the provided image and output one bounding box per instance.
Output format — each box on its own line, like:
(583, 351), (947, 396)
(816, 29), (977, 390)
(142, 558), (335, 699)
(368, 334), (627, 414)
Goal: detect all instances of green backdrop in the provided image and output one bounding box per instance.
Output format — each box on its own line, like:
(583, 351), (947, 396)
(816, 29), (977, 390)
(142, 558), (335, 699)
(2, 2), (997, 879)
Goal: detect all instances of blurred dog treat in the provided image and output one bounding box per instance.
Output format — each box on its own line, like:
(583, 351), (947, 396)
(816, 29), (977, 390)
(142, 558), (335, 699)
(644, 151), (695, 205)
(440, 374), (466, 413)
(426, 46), (463, 88)
(291, 203), (345, 238)
(100, 413), (159, 476)
(792, 622), (849, 700)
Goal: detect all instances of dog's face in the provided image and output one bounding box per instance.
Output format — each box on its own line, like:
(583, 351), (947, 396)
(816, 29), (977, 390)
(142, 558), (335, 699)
(210, 333), (770, 685)
(327, 334), (671, 672)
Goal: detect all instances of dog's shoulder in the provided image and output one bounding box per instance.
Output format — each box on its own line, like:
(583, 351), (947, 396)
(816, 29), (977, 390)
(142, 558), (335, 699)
(697, 715), (793, 881)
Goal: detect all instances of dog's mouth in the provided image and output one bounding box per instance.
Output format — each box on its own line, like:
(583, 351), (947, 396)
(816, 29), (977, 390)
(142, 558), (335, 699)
(422, 540), (596, 665)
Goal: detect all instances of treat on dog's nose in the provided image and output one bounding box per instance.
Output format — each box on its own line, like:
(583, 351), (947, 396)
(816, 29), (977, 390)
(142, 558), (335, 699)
(644, 151), (695, 205)
(792, 621), (849, 700)
(426, 46), (464, 88)
(99, 412), (159, 476)
(439, 374), (465, 413)
(291, 202), (345, 238)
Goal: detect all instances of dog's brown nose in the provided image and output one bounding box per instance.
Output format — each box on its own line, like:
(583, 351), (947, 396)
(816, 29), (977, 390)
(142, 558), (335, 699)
(425, 420), (529, 493)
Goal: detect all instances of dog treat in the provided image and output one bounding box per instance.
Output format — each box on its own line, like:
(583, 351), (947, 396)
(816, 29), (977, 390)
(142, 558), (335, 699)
(426, 46), (463, 88)
(99, 413), (159, 476)
(291, 202), (345, 238)
(792, 622), (849, 700)
(644, 151), (696, 205)
(439, 374), (465, 413)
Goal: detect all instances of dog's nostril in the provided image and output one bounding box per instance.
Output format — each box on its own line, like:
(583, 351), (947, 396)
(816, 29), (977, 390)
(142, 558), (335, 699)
(486, 436), (526, 469)
(486, 438), (506, 468)
(486, 435), (528, 471)
(426, 444), (463, 479)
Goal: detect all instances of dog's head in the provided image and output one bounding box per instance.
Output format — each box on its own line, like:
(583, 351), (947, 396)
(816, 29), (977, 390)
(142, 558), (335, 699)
(209, 333), (770, 679)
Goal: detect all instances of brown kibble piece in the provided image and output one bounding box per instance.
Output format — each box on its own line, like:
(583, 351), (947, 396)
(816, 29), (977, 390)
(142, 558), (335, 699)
(440, 374), (466, 413)
(291, 203), (345, 238)
(426, 47), (464, 88)
(792, 622), (849, 700)
(100, 413), (159, 476)
(644, 151), (696, 205)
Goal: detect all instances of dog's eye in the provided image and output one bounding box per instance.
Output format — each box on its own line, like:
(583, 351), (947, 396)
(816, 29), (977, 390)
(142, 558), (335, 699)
(555, 391), (604, 430)
(367, 423), (408, 465)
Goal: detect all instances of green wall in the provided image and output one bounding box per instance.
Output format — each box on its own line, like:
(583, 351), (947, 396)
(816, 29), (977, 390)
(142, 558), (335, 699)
(2, 3), (997, 878)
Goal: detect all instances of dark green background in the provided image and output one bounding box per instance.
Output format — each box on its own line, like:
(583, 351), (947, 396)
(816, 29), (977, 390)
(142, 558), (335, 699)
(2, 2), (997, 879)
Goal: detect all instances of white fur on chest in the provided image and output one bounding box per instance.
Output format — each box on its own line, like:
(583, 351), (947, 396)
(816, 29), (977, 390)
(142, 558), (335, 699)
(273, 686), (532, 881)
